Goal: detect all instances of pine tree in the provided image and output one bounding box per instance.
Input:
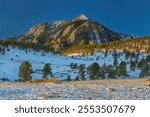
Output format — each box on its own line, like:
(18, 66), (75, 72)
(130, 60), (136, 71)
(146, 55), (150, 63)
(140, 64), (150, 77)
(70, 63), (74, 69)
(2, 48), (5, 53)
(100, 68), (106, 79)
(100, 63), (106, 79)
(66, 75), (72, 81)
(0, 47), (5, 54)
(113, 54), (118, 66)
(43, 64), (52, 78)
(138, 58), (146, 69)
(108, 67), (116, 79)
(78, 64), (86, 80)
(118, 61), (128, 78)
(104, 50), (108, 58)
(73, 63), (78, 69)
(70, 63), (78, 69)
(19, 61), (32, 82)
(88, 62), (100, 80)
(75, 75), (79, 81)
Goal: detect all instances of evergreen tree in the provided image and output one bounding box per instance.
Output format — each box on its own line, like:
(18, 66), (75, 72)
(100, 68), (106, 79)
(118, 61), (128, 78)
(99, 63), (107, 79)
(104, 51), (108, 58)
(113, 54), (118, 66)
(146, 55), (150, 63)
(75, 75), (79, 81)
(2, 48), (5, 53)
(43, 64), (52, 78)
(140, 64), (150, 77)
(70, 63), (74, 69)
(108, 67), (116, 79)
(70, 63), (78, 69)
(138, 58), (146, 69)
(73, 63), (78, 69)
(19, 61), (32, 82)
(130, 60), (136, 71)
(0, 47), (5, 54)
(131, 52), (136, 58)
(78, 64), (86, 80)
(66, 75), (72, 81)
(125, 51), (130, 59)
(88, 62), (100, 80)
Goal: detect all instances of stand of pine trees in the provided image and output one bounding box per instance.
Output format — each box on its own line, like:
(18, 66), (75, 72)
(18, 62), (53, 82)
(75, 54), (150, 80)
(0, 40), (55, 54)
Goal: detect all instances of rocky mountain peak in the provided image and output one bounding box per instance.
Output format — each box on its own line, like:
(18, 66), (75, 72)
(16, 14), (134, 51)
(72, 14), (89, 21)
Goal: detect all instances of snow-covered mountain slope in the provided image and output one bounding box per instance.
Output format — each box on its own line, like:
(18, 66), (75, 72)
(0, 46), (149, 82)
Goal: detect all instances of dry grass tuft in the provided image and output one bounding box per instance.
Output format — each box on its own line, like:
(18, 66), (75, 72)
(39, 93), (46, 100)
(0, 82), (12, 85)
(145, 78), (150, 82)
(144, 84), (150, 87)
(107, 88), (116, 92)
(31, 78), (62, 84)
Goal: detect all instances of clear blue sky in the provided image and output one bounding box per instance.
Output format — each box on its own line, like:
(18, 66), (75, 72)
(0, 0), (150, 38)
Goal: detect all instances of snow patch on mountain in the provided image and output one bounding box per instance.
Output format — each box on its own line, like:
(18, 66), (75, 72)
(50, 20), (66, 28)
(78, 14), (89, 20)
(72, 14), (89, 21)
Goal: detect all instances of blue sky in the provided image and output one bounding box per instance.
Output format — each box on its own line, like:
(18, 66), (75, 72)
(0, 0), (150, 38)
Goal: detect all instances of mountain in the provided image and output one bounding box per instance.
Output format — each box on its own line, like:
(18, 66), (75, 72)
(11, 14), (134, 51)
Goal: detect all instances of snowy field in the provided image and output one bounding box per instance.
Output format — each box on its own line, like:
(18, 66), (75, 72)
(0, 80), (150, 100)
(0, 47), (150, 100)
(0, 47), (148, 82)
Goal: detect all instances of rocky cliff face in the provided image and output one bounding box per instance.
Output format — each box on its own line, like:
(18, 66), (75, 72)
(16, 14), (134, 50)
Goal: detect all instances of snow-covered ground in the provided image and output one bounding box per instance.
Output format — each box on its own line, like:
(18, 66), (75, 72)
(0, 47), (149, 82)
(0, 47), (150, 100)
(0, 82), (150, 100)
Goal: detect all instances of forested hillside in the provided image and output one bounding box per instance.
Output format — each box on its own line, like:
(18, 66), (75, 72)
(63, 36), (150, 55)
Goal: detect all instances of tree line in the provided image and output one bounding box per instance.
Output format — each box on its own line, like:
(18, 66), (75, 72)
(63, 36), (150, 55)
(0, 40), (56, 53)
